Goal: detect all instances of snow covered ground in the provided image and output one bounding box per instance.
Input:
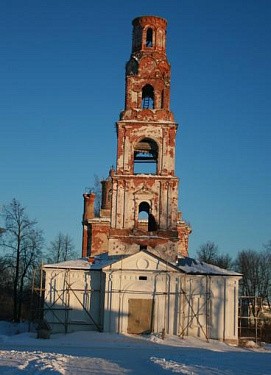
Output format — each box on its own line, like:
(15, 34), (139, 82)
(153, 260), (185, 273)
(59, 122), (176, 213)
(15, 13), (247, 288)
(0, 322), (270, 374)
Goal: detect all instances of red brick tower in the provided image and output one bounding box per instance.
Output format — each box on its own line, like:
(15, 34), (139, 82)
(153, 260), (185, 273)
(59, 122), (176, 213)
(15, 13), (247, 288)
(82, 16), (191, 261)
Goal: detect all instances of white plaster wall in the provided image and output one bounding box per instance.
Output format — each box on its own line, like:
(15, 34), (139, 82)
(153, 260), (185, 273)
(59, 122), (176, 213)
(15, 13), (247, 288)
(43, 268), (103, 333)
(103, 269), (181, 335)
(181, 275), (240, 343)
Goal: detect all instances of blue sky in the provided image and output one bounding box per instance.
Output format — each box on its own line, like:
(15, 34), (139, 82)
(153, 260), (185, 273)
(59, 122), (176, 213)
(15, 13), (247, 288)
(1, 0), (270, 258)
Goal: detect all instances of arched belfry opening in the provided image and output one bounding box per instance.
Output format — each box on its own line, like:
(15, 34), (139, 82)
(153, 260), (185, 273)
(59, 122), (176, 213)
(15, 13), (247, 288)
(134, 138), (158, 174)
(142, 84), (154, 109)
(138, 201), (157, 232)
(146, 28), (153, 47)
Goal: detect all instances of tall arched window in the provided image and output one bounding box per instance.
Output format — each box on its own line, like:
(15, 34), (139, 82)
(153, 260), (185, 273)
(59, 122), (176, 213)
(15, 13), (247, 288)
(146, 28), (153, 47)
(142, 84), (154, 109)
(138, 201), (157, 232)
(134, 138), (158, 174)
(138, 201), (150, 219)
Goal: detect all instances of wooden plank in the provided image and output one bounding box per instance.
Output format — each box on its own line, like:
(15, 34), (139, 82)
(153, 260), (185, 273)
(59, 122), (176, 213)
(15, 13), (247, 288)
(127, 299), (152, 334)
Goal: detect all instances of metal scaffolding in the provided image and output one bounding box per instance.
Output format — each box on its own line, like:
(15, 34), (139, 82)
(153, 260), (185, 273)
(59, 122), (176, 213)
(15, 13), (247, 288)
(179, 275), (211, 342)
(31, 266), (102, 334)
(238, 296), (263, 344)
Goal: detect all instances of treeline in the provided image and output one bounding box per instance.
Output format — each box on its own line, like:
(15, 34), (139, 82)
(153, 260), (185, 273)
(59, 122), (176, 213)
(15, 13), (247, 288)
(0, 198), (77, 321)
(196, 241), (271, 307)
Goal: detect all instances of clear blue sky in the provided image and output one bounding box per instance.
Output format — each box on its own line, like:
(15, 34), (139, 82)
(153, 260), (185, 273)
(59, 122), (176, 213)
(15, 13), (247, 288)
(1, 0), (270, 258)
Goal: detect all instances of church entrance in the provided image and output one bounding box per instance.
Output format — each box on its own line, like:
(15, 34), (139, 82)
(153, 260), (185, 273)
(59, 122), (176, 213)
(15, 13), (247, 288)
(127, 299), (153, 334)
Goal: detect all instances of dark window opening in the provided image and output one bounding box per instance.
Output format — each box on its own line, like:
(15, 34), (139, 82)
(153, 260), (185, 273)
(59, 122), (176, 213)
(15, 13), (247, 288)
(146, 28), (153, 47)
(139, 276), (148, 280)
(148, 213), (157, 232)
(140, 245), (147, 251)
(142, 84), (154, 109)
(134, 138), (158, 174)
(139, 201), (149, 211)
(138, 201), (157, 232)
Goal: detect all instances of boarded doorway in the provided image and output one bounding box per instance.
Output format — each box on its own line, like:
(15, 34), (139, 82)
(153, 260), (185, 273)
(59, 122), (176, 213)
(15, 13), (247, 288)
(127, 299), (152, 334)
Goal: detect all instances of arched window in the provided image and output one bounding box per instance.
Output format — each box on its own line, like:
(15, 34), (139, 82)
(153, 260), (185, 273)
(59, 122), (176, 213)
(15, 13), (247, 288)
(134, 138), (158, 174)
(142, 84), (154, 109)
(146, 28), (153, 47)
(138, 201), (157, 232)
(138, 201), (150, 220)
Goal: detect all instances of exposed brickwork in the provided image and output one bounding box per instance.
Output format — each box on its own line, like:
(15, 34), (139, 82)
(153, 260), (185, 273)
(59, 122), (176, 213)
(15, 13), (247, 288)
(82, 16), (191, 261)
(89, 221), (110, 256)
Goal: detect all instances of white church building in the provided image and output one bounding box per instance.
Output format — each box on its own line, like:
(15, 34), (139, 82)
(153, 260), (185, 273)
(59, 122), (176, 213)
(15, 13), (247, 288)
(43, 251), (240, 344)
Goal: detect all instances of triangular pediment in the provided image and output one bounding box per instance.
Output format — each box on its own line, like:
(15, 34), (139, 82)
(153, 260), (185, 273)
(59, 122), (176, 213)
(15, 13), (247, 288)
(102, 250), (181, 273)
(133, 185), (157, 197)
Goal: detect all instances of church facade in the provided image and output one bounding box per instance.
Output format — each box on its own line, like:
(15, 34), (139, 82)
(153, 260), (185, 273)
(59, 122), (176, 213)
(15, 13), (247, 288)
(43, 16), (241, 344)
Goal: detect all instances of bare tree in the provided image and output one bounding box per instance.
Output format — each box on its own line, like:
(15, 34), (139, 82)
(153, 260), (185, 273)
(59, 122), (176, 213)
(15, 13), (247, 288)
(0, 255), (12, 290)
(0, 199), (44, 321)
(196, 241), (219, 264)
(235, 246), (271, 305)
(215, 253), (233, 269)
(196, 241), (233, 269)
(263, 242), (271, 307)
(0, 255), (13, 319)
(235, 249), (259, 297)
(47, 232), (76, 263)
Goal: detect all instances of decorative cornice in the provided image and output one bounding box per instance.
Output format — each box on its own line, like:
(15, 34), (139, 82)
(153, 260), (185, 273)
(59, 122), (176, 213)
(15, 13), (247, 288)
(132, 16), (167, 29)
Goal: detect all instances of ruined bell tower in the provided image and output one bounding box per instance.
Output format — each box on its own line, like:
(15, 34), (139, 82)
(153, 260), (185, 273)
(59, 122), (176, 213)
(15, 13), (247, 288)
(82, 16), (191, 261)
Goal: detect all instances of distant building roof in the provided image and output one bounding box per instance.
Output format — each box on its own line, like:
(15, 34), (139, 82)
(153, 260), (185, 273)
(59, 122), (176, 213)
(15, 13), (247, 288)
(176, 257), (242, 276)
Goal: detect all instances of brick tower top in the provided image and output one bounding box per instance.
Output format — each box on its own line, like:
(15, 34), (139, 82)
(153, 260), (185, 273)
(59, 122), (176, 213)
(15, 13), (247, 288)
(131, 16), (167, 54)
(121, 15), (173, 122)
